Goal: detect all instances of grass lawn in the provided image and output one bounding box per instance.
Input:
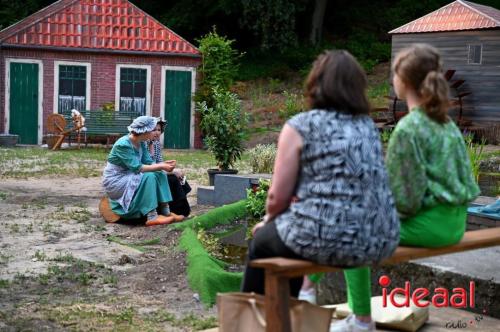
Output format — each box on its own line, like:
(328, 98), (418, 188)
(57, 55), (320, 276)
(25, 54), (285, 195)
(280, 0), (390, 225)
(0, 147), (252, 185)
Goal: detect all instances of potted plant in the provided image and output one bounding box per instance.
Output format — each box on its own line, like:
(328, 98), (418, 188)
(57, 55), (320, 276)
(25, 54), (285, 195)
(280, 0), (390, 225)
(198, 88), (249, 185)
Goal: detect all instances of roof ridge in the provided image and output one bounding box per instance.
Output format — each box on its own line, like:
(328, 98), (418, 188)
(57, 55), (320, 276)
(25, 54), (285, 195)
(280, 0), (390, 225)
(459, 0), (500, 25)
(126, 0), (198, 52)
(0, 0), (78, 42)
(389, 1), (458, 34)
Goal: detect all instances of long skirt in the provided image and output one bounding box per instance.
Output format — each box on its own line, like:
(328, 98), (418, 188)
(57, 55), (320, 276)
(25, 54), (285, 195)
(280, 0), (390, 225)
(110, 171), (172, 219)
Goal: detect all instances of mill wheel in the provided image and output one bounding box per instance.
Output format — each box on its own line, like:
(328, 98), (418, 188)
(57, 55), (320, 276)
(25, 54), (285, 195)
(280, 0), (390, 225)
(47, 114), (67, 134)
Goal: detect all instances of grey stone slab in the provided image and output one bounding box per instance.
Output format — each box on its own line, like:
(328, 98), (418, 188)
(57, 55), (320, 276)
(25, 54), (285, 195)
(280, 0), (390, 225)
(213, 174), (272, 206)
(214, 174), (251, 206)
(197, 186), (215, 206)
(413, 246), (500, 281)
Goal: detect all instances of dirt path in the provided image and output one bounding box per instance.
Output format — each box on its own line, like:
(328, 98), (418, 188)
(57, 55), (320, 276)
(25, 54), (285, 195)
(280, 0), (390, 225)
(0, 177), (216, 331)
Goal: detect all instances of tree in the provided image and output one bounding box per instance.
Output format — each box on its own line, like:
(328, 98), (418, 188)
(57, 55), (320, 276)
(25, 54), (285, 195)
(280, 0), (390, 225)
(240, 0), (305, 50)
(309, 0), (328, 46)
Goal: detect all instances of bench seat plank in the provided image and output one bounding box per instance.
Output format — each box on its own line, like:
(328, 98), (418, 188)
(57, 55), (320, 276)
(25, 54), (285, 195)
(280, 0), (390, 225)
(251, 227), (500, 278)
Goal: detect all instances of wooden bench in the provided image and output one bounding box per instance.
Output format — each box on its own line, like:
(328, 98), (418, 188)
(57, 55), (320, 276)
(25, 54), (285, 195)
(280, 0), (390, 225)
(61, 109), (140, 147)
(250, 227), (500, 332)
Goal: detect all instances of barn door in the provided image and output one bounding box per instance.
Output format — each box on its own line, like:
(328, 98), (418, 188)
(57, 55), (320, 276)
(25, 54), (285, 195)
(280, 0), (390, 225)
(9, 62), (39, 144)
(164, 70), (192, 149)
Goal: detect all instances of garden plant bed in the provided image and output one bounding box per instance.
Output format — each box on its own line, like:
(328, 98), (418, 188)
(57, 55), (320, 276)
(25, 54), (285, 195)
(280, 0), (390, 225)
(174, 200), (252, 306)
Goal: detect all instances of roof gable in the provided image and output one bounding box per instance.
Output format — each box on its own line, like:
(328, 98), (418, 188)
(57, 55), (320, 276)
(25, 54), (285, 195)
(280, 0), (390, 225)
(0, 0), (200, 56)
(390, 0), (500, 34)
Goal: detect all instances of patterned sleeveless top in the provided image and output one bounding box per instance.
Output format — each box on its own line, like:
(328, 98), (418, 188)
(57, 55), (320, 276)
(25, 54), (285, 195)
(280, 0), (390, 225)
(274, 110), (400, 266)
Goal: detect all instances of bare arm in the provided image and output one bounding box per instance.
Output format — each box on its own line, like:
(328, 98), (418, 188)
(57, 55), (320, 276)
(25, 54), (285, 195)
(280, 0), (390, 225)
(141, 161), (176, 173)
(266, 124), (303, 219)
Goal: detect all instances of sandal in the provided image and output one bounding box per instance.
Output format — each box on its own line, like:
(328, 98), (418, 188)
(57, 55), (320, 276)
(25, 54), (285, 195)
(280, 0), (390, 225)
(145, 214), (175, 226)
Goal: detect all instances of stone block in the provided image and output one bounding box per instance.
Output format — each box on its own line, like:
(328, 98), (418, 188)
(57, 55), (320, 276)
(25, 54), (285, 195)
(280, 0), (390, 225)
(197, 185), (215, 206)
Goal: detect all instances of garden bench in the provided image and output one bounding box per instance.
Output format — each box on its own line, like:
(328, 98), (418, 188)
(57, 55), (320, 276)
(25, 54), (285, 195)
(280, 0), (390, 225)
(61, 109), (140, 147)
(250, 227), (500, 332)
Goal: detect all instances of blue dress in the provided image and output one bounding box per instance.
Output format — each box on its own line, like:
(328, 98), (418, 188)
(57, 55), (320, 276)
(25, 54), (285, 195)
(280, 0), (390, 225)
(102, 135), (172, 219)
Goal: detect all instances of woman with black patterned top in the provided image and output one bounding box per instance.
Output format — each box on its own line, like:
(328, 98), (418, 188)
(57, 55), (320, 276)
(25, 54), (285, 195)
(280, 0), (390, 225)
(241, 51), (400, 308)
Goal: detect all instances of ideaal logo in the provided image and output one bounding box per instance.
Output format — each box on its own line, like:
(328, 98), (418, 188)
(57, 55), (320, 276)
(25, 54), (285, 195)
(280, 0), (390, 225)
(378, 275), (475, 308)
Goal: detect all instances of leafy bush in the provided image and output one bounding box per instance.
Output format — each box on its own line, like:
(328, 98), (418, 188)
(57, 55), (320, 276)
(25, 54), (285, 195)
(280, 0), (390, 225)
(198, 88), (249, 170)
(380, 128), (393, 145)
(279, 91), (305, 120)
(245, 179), (270, 219)
(247, 144), (277, 174)
(196, 28), (242, 106)
(464, 133), (485, 183)
(334, 31), (391, 73)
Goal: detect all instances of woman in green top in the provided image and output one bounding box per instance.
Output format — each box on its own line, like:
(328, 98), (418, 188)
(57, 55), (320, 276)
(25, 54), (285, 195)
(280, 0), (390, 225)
(102, 116), (182, 226)
(331, 44), (480, 331)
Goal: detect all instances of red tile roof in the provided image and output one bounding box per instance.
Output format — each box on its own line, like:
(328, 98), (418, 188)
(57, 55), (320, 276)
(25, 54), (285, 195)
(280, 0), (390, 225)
(390, 0), (500, 34)
(0, 0), (200, 56)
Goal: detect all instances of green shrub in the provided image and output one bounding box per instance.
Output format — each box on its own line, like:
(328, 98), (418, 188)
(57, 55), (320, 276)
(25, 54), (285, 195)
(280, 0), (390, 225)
(245, 179), (270, 219)
(198, 88), (249, 170)
(196, 28), (242, 106)
(279, 91), (305, 120)
(380, 128), (393, 145)
(464, 133), (485, 183)
(334, 32), (391, 73)
(247, 144), (277, 174)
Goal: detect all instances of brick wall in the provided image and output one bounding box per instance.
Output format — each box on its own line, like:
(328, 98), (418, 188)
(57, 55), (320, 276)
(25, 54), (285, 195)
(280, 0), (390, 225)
(0, 48), (203, 148)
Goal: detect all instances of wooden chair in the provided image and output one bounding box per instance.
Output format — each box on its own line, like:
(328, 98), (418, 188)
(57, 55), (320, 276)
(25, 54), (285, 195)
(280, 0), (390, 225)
(250, 227), (500, 332)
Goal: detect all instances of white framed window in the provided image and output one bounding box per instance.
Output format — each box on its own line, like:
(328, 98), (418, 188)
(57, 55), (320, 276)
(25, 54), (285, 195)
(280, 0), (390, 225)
(468, 44), (482, 65)
(53, 61), (91, 115)
(115, 64), (151, 115)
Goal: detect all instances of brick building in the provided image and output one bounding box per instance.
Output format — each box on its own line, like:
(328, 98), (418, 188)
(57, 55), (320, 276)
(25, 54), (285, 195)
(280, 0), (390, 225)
(0, 0), (202, 148)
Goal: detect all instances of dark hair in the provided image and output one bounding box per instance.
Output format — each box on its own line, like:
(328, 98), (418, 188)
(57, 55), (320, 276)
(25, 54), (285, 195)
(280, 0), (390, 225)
(305, 50), (370, 115)
(393, 44), (449, 124)
(157, 118), (167, 133)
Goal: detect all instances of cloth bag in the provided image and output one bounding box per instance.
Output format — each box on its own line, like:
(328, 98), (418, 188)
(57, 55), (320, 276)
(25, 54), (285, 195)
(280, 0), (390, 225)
(324, 295), (429, 332)
(217, 292), (334, 332)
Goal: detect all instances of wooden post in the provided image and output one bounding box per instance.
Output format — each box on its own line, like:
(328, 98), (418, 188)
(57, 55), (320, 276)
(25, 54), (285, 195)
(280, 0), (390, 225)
(265, 271), (291, 332)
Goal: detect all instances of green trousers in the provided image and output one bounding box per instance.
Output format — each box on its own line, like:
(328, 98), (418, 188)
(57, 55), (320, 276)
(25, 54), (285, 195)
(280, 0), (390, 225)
(343, 204), (467, 315)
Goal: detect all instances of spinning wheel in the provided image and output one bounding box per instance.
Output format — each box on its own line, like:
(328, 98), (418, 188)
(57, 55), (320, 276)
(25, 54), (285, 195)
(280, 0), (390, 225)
(47, 114), (67, 134)
(46, 113), (84, 150)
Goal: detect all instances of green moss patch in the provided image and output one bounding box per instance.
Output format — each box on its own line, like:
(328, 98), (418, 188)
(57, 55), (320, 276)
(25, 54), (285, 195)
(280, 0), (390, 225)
(177, 200), (248, 306)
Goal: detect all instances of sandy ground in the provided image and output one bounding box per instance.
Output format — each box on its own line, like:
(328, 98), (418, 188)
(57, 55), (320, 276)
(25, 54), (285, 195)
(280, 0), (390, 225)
(0, 176), (216, 331)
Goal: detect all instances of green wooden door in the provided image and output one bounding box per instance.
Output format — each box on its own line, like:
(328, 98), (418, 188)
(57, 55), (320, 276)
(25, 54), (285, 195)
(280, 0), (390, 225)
(9, 62), (39, 144)
(164, 70), (192, 149)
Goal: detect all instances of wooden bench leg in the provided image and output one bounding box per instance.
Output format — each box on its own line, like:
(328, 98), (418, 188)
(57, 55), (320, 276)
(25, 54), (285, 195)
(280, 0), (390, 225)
(265, 271), (291, 332)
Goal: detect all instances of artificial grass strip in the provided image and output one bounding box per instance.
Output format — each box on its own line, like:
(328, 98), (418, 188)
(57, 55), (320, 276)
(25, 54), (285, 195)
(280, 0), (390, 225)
(180, 228), (243, 306)
(173, 199), (248, 231)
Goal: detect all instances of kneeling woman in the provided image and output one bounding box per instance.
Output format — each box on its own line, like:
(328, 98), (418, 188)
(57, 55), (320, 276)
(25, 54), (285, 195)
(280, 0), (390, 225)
(102, 116), (181, 226)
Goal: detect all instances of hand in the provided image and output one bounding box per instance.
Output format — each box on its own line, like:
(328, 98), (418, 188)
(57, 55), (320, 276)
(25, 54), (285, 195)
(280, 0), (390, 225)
(162, 162), (175, 172)
(165, 160), (177, 168)
(252, 221), (267, 236)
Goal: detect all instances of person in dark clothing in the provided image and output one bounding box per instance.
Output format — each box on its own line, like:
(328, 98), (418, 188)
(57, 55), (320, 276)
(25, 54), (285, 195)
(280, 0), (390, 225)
(147, 119), (191, 217)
